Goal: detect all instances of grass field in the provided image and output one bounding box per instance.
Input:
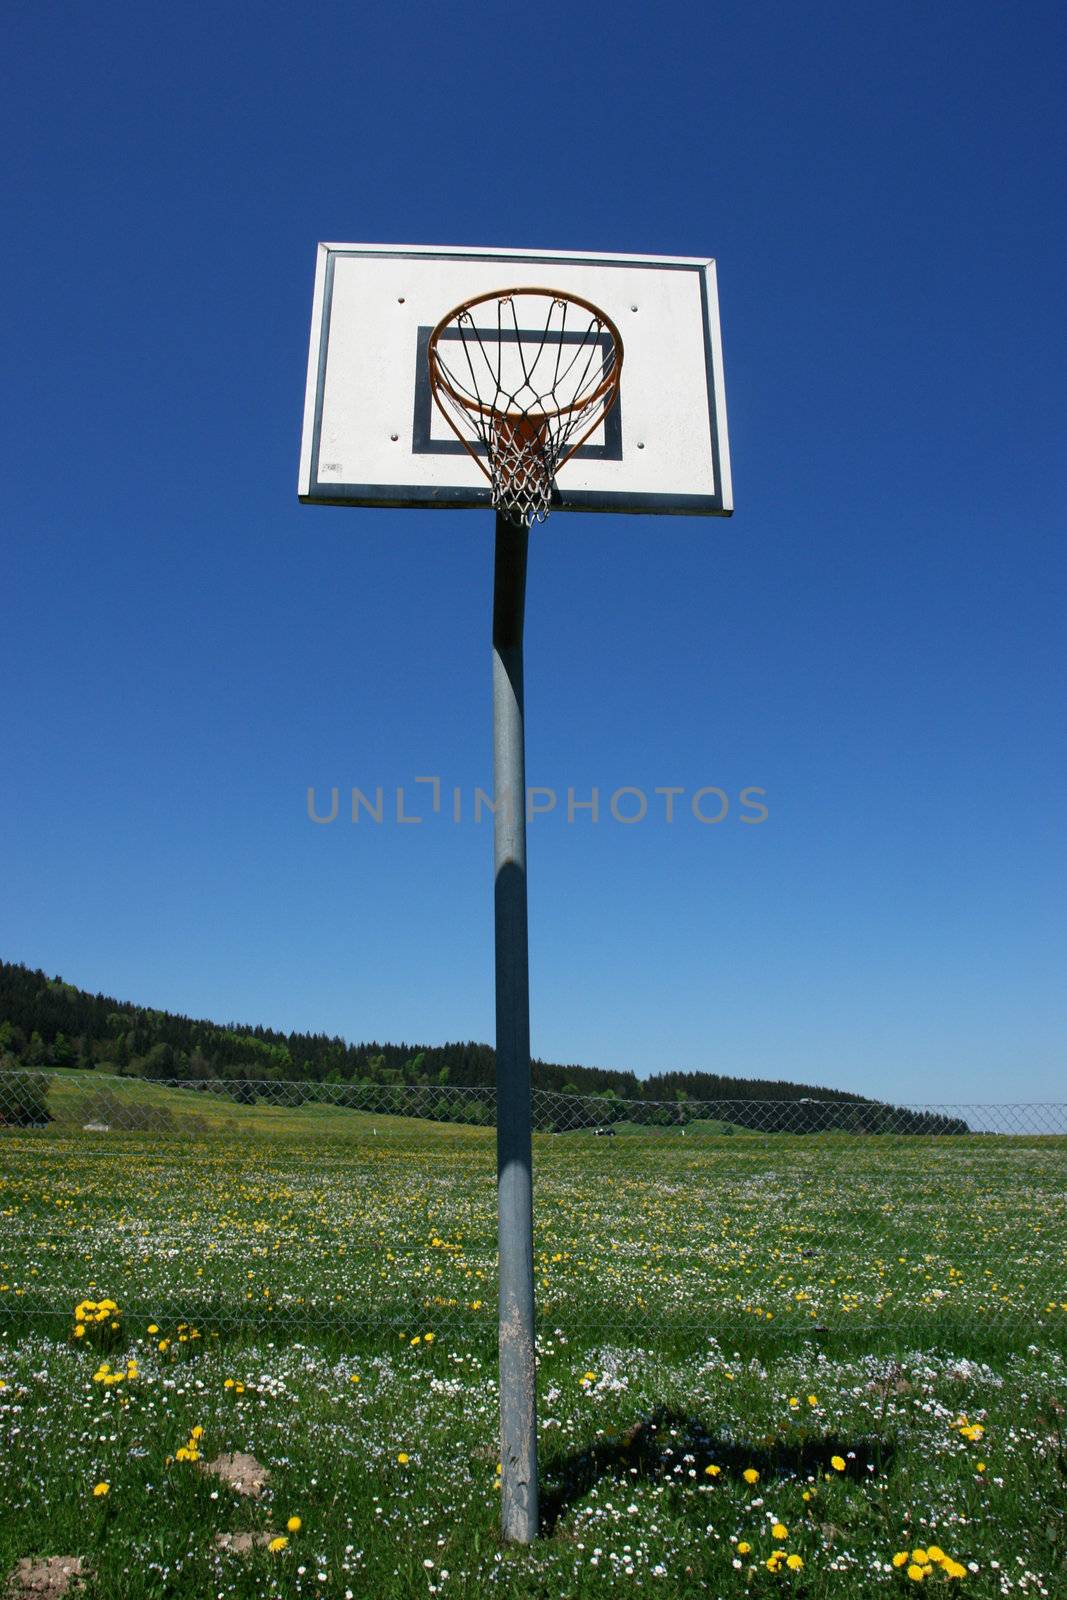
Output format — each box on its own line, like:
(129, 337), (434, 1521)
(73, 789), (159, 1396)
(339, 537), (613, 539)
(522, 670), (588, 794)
(1, 1078), (1065, 1597)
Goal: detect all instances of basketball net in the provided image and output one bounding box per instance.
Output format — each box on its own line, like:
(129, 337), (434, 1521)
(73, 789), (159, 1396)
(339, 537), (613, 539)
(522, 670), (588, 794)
(428, 290), (623, 528)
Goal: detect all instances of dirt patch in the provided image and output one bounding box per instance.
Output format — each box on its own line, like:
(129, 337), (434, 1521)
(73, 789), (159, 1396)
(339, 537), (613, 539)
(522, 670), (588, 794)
(6, 1557), (86, 1599)
(212, 1532), (272, 1555)
(201, 1452), (269, 1497)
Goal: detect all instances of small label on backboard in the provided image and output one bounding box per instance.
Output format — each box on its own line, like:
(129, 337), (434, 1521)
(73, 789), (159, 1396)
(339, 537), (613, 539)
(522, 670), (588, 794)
(319, 462), (343, 476)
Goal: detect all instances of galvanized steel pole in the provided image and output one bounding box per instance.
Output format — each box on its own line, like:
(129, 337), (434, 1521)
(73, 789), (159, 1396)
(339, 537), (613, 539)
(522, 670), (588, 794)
(491, 511), (538, 1543)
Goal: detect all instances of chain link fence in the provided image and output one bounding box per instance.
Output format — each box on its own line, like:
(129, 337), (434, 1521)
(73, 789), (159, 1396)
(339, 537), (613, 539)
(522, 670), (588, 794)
(1, 1070), (1065, 1345)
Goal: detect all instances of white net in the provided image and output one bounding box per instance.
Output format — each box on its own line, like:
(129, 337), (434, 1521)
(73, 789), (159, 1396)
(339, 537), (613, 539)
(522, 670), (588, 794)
(428, 290), (623, 527)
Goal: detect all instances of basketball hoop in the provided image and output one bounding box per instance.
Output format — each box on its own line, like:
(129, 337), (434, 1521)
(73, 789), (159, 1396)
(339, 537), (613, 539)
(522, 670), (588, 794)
(428, 288), (623, 527)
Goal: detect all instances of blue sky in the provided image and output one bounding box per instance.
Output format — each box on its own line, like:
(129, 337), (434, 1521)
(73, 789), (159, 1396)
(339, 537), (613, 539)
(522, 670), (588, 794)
(2, 1), (1064, 1103)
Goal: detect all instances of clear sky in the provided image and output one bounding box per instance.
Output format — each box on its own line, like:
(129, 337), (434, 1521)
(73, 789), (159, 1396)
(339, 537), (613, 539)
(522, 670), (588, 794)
(2, 2), (1064, 1104)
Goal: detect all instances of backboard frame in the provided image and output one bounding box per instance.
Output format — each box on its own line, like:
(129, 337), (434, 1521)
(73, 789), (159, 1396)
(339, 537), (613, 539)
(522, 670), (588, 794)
(298, 243), (732, 517)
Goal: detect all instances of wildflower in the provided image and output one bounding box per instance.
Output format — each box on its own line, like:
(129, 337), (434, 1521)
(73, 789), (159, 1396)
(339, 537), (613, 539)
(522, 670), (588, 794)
(807, 1395), (818, 1406)
(147, 1324), (158, 1334)
(943, 1560), (967, 1580)
(742, 1468), (760, 1484)
(906, 1565), (925, 1582)
(737, 1542), (751, 1555)
(424, 1332), (435, 1343)
(268, 1537), (288, 1553)
(397, 1453), (410, 1464)
(893, 1553), (910, 1568)
(975, 1461), (985, 1473)
(788, 1396), (799, 1408)
(704, 1464), (721, 1477)
(830, 1455), (845, 1472)
(190, 1425), (204, 1440)
(93, 1482), (109, 1497)
(287, 1516), (302, 1533)
(410, 1336), (421, 1346)
(350, 1375), (360, 1384)
(73, 1324), (85, 1339)
(911, 1550), (929, 1565)
(926, 1546), (945, 1563)
(786, 1555), (804, 1571)
(772, 1523), (788, 1539)
(224, 1378), (235, 1389)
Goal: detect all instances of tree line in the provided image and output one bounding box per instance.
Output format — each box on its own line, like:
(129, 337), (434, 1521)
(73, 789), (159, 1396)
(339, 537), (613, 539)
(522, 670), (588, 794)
(0, 959), (968, 1135)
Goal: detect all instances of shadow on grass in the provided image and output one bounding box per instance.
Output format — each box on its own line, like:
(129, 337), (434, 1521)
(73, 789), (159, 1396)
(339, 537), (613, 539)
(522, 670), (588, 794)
(539, 1405), (895, 1535)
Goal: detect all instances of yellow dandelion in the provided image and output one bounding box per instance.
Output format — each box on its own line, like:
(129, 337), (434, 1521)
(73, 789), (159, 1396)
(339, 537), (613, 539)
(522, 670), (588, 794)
(704, 1464), (721, 1477)
(147, 1324), (158, 1335)
(911, 1550), (929, 1565)
(807, 1394), (818, 1406)
(190, 1425), (204, 1440)
(786, 1555), (804, 1571)
(737, 1542), (751, 1555)
(350, 1374), (360, 1383)
(268, 1536), (288, 1553)
(742, 1468), (760, 1484)
(73, 1324), (85, 1339)
(926, 1546), (945, 1563)
(893, 1553), (910, 1568)
(397, 1452), (410, 1464)
(224, 1378), (235, 1389)
(943, 1560), (967, 1580)
(772, 1523), (788, 1539)
(906, 1565), (925, 1582)
(92, 1482), (109, 1497)
(830, 1455), (846, 1471)
(286, 1516), (301, 1533)
(424, 1332), (435, 1343)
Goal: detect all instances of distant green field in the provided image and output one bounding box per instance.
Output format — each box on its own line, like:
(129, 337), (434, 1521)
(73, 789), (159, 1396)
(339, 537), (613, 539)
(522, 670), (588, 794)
(1, 1080), (1065, 1595)
(2, 1072), (1065, 1343)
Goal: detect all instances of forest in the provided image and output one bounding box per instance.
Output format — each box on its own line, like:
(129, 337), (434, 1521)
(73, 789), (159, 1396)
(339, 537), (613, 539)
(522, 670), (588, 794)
(0, 959), (967, 1134)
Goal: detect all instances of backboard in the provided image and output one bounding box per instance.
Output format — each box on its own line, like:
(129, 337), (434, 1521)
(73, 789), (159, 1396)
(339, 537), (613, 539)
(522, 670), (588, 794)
(298, 244), (732, 517)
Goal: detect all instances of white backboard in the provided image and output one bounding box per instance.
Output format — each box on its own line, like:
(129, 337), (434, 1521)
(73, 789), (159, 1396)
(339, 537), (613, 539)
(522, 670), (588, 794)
(298, 244), (732, 517)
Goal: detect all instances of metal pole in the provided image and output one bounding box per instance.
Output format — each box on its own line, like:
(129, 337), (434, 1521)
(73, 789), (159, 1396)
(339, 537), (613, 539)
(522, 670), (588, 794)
(491, 510), (538, 1543)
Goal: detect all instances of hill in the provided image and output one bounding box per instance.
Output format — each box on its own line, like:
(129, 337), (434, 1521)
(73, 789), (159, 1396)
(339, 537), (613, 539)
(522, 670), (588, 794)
(0, 958), (966, 1134)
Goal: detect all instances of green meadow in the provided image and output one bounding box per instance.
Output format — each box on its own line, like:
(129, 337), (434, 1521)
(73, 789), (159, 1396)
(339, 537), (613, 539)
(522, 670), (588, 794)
(1, 1075), (1065, 1596)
